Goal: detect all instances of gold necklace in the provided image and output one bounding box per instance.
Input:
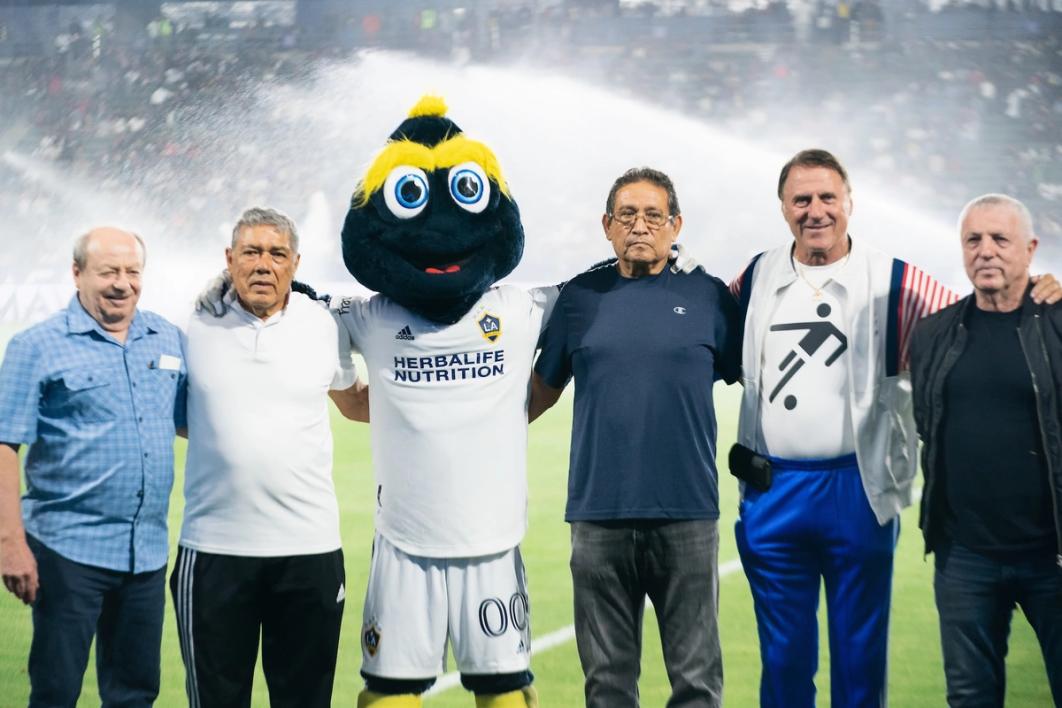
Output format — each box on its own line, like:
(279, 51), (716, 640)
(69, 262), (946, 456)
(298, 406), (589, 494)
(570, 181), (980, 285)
(793, 253), (850, 300)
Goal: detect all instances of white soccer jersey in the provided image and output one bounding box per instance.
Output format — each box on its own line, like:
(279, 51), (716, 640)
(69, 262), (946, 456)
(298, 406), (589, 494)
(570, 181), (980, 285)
(180, 290), (356, 556)
(334, 285), (553, 558)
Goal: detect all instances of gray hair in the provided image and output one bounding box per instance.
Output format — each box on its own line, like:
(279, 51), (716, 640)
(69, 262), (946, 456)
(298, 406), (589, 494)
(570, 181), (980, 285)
(72, 229), (146, 269)
(958, 193), (1035, 242)
(605, 167), (681, 217)
(231, 207), (299, 252)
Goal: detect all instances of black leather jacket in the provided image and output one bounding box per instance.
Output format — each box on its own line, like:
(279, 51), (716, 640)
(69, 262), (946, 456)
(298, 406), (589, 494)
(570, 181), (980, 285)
(910, 290), (1062, 570)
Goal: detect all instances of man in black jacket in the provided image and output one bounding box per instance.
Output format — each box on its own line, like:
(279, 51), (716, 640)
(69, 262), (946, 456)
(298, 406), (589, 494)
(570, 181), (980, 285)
(910, 193), (1062, 707)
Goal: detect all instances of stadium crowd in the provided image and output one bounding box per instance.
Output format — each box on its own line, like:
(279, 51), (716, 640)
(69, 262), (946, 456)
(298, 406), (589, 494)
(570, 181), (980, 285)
(0, 0), (1060, 279)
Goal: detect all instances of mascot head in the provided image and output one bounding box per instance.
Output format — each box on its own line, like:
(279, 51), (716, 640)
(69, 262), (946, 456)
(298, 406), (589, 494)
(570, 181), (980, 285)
(341, 96), (524, 323)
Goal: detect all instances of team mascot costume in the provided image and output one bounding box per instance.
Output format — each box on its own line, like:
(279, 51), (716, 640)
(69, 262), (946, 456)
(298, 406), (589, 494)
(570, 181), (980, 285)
(335, 96), (545, 708)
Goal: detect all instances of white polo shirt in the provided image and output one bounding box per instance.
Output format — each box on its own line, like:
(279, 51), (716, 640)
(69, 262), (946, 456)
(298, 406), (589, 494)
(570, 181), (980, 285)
(180, 290), (356, 556)
(334, 285), (552, 558)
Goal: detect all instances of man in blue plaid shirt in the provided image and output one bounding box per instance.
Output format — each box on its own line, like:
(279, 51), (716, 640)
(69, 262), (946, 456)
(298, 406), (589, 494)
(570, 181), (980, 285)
(0, 227), (186, 708)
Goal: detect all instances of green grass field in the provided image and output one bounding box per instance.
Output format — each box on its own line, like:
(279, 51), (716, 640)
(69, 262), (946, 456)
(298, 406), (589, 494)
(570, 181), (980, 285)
(0, 383), (1055, 706)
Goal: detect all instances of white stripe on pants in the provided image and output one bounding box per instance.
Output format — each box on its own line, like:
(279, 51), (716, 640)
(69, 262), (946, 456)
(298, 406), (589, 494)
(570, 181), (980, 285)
(174, 547), (201, 708)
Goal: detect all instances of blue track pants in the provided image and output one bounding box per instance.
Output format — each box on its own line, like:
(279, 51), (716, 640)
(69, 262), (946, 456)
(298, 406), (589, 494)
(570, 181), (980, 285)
(735, 454), (899, 708)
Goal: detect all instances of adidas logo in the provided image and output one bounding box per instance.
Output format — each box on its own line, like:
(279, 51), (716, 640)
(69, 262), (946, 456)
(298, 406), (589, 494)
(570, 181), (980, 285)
(395, 326), (415, 341)
(336, 583), (345, 603)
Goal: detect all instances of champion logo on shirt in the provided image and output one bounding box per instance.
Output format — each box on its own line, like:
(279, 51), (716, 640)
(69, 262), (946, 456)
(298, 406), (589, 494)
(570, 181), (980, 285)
(395, 326), (415, 341)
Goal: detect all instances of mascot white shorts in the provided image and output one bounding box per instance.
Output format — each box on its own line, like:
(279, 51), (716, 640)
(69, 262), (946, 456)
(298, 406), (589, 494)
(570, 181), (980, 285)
(360, 533), (532, 678)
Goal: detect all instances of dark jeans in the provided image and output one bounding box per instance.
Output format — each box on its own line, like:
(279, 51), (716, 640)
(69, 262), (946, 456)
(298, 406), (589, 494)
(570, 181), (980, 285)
(570, 519), (722, 708)
(27, 535), (165, 708)
(934, 540), (1062, 707)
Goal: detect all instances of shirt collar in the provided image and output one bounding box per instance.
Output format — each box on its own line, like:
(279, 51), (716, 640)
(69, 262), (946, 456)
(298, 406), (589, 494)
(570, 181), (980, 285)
(65, 294), (152, 341)
(225, 287), (293, 325)
(781, 236), (859, 292)
(828, 236), (860, 291)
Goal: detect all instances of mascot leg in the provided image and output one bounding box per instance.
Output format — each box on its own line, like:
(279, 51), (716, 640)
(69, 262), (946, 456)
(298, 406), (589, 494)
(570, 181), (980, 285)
(473, 686), (539, 708)
(464, 671), (536, 708)
(357, 691), (423, 708)
(359, 675), (435, 707)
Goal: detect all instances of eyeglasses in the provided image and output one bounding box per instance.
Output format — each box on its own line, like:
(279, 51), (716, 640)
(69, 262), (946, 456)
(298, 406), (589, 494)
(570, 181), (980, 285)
(608, 209), (675, 230)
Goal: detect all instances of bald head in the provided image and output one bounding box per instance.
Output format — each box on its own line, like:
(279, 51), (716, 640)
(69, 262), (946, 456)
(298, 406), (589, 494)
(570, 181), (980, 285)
(72, 227), (147, 342)
(73, 227), (146, 270)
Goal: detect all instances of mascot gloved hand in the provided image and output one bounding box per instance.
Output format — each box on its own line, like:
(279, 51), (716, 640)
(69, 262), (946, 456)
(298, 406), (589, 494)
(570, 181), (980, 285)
(335, 96), (539, 708)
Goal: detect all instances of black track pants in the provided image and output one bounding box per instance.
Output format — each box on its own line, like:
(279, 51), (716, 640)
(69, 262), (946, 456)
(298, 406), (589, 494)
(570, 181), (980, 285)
(170, 546), (346, 708)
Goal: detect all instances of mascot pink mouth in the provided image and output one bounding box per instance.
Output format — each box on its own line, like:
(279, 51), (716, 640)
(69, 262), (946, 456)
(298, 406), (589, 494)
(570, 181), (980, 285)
(425, 264), (462, 274)
(421, 254), (474, 274)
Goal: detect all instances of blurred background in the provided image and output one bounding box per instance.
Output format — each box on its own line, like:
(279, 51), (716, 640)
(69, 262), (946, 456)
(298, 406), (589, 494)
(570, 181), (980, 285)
(0, 0), (1059, 325)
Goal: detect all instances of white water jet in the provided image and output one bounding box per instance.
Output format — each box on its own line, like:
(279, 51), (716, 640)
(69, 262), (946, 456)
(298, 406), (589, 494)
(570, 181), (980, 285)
(3, 50), (998, 327)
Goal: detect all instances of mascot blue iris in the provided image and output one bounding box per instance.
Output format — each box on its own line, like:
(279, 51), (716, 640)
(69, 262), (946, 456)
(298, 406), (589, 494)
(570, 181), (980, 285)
(341, 95), (524, 324)
(335, 96), (542, 708)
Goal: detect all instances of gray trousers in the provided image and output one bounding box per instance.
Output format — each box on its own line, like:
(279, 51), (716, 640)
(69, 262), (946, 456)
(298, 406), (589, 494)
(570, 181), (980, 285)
(570, 519), (722, 708)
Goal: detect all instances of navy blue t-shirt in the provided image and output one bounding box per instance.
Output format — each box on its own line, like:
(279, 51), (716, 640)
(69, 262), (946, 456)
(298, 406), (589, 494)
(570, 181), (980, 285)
(535, 264), (741, 522)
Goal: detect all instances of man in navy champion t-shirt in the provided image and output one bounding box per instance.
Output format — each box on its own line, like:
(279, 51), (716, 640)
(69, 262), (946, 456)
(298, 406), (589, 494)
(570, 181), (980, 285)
(530, 167), (741, 708)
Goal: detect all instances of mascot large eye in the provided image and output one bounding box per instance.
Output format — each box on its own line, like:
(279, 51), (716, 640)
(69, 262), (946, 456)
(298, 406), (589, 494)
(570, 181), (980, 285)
(383, 166), (430, 218)
(448, 162), (491, 214)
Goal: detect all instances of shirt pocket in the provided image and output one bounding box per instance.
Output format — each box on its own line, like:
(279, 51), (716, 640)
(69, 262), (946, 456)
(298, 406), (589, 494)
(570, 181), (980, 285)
(140, 367), (181, 421)
(49, 369), (118, 423)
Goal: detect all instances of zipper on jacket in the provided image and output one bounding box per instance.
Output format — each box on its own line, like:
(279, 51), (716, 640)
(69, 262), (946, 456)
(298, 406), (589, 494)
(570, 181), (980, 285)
(1019, 313), (1062, 563)
(923, 322), (967, 555)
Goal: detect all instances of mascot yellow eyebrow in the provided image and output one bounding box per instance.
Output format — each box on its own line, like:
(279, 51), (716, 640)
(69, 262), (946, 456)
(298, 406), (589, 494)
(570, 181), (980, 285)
(356, 100), (510, 206)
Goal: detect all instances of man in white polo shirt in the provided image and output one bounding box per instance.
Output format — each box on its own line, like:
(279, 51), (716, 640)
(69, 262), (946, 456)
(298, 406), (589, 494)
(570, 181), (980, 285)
(171, 207), (362, 708)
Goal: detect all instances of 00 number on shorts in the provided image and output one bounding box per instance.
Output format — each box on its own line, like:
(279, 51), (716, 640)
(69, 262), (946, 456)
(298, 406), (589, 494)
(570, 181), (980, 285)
(478, 593), (528, 637)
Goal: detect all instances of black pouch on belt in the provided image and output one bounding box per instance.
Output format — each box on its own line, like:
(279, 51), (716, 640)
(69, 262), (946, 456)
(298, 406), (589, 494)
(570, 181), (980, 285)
(728, 443), (773, 492)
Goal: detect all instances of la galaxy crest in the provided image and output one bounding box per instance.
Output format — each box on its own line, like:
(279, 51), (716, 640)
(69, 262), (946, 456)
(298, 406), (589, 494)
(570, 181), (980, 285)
(477, 311), (501, 343)
(363, 621), (382, 657)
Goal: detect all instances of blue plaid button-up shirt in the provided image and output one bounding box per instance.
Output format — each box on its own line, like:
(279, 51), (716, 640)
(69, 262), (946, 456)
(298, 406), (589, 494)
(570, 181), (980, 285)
(0, 296), (186, 573)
